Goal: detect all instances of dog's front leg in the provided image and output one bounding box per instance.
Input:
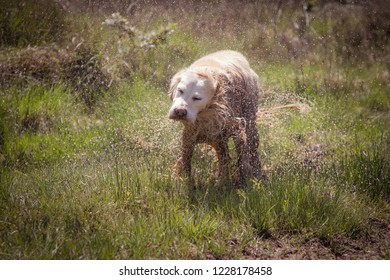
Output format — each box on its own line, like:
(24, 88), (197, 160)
(173, 127), (196, 177)
(212, 140), (230, 178)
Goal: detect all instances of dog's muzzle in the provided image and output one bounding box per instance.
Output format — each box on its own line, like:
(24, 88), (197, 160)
(169, 107), (187, 120)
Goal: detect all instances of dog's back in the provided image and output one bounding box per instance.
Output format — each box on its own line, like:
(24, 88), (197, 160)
(190, 50), (250, 72)
(193, 50), (259, 99)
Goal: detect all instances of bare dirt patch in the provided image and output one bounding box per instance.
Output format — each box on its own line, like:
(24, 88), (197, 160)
(241, 218), (390, 260)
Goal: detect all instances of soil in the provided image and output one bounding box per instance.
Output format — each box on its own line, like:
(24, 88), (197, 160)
(240, 217), (390, 260)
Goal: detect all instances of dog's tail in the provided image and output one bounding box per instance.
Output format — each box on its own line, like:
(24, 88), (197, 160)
(257, 103), (311, 118)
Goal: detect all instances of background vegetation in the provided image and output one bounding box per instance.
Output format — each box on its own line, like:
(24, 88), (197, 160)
(0, 0), (389, 259)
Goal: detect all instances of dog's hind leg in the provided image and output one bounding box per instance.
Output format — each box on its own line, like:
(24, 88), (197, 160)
(232, 119), (250, 187)
(247, 120), (261, 179)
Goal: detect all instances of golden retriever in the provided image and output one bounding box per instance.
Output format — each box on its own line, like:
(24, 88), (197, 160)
(168, 50), (261, 186)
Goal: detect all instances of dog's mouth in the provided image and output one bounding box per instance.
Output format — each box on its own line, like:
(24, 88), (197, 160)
(169, 115), (195, 124)
(168, 114), (186, 121)
(168, 110), (197, 124)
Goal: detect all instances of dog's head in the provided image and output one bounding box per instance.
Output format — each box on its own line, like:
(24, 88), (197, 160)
(168, 70), (218, 124)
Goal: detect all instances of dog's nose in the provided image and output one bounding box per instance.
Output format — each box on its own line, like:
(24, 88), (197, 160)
(174, 108), (187, 118)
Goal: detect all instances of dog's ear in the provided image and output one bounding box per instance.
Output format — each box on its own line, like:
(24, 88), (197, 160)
(197, 71), (219, 96)
(212, 73), (226, 98)
(214, 78), (221, 96)
(168, 69), (185, 100)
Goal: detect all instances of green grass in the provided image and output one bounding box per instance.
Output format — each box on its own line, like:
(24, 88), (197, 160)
(1, 75), (388, 259)
(0, 85), (106, 167)
(0, 1), (389, 259)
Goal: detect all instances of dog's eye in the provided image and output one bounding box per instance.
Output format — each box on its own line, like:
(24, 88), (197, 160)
(178, 88), (184, 94)
(192, 96), (202, 101)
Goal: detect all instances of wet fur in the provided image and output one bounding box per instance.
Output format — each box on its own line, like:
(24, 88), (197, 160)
(168, 50), (261, 185)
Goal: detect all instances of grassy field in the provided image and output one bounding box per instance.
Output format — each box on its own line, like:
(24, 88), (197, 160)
(0, 0), (389, 259)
